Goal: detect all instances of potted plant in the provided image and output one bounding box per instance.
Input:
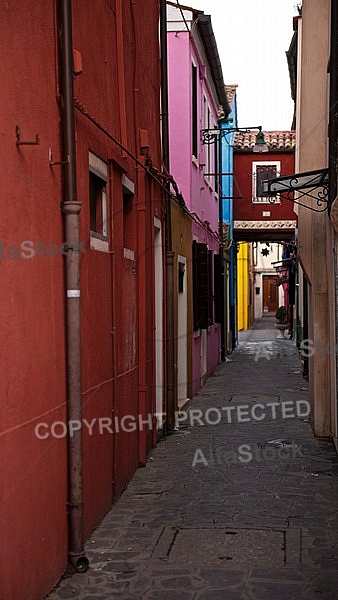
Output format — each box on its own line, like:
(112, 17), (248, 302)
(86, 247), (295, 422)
(275, 306), (288, 337)
(275, 306), (287, 322)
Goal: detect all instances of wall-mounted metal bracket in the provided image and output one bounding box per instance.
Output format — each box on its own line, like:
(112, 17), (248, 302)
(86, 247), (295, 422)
(201, 125), (262, 145)
(263, 168), (329, 213)
(48, 148), (70, 166)
(16, 125), (40, 146)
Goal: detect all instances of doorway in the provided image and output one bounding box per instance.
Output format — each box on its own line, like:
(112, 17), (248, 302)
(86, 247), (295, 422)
(177, 255), (188, 404)
(263, 275), (278, 313)
(154, 223), (164, 428)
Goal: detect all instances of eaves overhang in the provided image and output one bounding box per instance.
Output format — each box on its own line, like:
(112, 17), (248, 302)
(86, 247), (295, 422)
(196, 14), (230, 115)
(286, 31), (298, 103)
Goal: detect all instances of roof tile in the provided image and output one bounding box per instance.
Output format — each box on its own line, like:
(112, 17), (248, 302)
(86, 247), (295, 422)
(225, 84), (238, 107)
(234, 130), (296, 151)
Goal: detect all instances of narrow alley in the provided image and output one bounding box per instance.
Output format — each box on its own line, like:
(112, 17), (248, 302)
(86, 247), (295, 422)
(47, 317), (338, 600)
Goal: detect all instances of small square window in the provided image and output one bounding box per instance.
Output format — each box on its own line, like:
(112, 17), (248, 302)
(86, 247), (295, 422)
(252, 161), (280, 204)
(89, 153), (108, 243)
(256, 165), (277, 197)
(122, 175), (135, 250)
(90, 172), (107, 238)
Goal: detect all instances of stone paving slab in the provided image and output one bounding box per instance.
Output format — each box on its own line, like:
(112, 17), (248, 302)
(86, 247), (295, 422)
(46, 320), (338, 600)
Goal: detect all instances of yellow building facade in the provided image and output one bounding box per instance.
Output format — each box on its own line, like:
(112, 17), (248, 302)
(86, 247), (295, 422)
(237, 243), (250, 331)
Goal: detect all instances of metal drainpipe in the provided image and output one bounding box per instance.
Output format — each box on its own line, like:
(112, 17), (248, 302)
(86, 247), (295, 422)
(330, 0), (338, 435)
(160, 0), (175, 431)
(218, 129), (225, 360)
(58, 0), (88, 572)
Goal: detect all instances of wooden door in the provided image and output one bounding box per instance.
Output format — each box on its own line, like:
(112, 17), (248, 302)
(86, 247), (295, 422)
(263, 276), (278, 313)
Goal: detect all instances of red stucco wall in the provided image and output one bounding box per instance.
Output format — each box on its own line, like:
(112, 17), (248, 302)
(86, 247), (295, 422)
(0, 2), (68, 598)
(1, 1), (163, 598)
(234, 151), (297, 223)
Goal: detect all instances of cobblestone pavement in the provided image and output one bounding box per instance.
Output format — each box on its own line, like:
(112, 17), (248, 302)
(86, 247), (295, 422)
(47, 318), (338, 600)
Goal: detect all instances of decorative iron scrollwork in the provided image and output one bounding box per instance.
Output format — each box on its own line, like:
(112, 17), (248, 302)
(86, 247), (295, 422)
(265, 169), (329, 213)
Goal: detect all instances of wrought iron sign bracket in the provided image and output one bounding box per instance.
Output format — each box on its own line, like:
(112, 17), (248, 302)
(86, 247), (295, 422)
(201, 126), (262, 145)
(263, 168), (329, 213)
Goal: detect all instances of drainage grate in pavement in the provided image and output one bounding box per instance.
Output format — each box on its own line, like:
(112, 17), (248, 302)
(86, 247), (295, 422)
(228, 394), (280, 404)
(125, 492), (164, 501)
(152, 527), (301, 567)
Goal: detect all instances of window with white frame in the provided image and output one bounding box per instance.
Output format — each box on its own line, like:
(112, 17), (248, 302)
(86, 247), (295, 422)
(203, 95), (210, 183)
(191, 62), (198, 159)
(252, 161), (280, 203)
(203, 95), (215, 189)
(214, 138), (219, 195)
(89, 153), (108, 239)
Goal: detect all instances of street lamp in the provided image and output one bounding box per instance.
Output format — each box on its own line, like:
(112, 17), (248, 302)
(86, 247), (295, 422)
(201, 125), (269, 153)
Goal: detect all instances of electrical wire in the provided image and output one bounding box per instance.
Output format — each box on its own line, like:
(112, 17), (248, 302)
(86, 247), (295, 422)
(74, 98), (179, 202)
(74, 97), (221, 244)
(175, 0), (190, 32)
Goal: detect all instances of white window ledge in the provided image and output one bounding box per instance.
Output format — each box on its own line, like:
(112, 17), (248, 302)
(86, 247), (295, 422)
(90, 236), (109, 253)
(123, 247), (135, 261)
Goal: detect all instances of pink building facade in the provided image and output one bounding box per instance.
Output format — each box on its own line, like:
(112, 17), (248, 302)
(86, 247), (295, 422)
(167, 4), (230, 395)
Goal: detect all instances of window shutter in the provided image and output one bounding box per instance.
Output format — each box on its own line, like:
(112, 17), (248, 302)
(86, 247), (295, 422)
(214, 253), (221, 323)
(288, 263), (296, 305)
(197, 243), (209, 329)
(193, 241), (210, 330)
(193, 241), (199, 330)
(208, 250), (213, 325)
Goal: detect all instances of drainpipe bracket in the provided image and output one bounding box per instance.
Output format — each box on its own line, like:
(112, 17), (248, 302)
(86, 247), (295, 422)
(62, 200), (82, 215)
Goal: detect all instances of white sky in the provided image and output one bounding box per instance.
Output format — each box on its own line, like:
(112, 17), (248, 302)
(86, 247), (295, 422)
(190, 0), (299, 130)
